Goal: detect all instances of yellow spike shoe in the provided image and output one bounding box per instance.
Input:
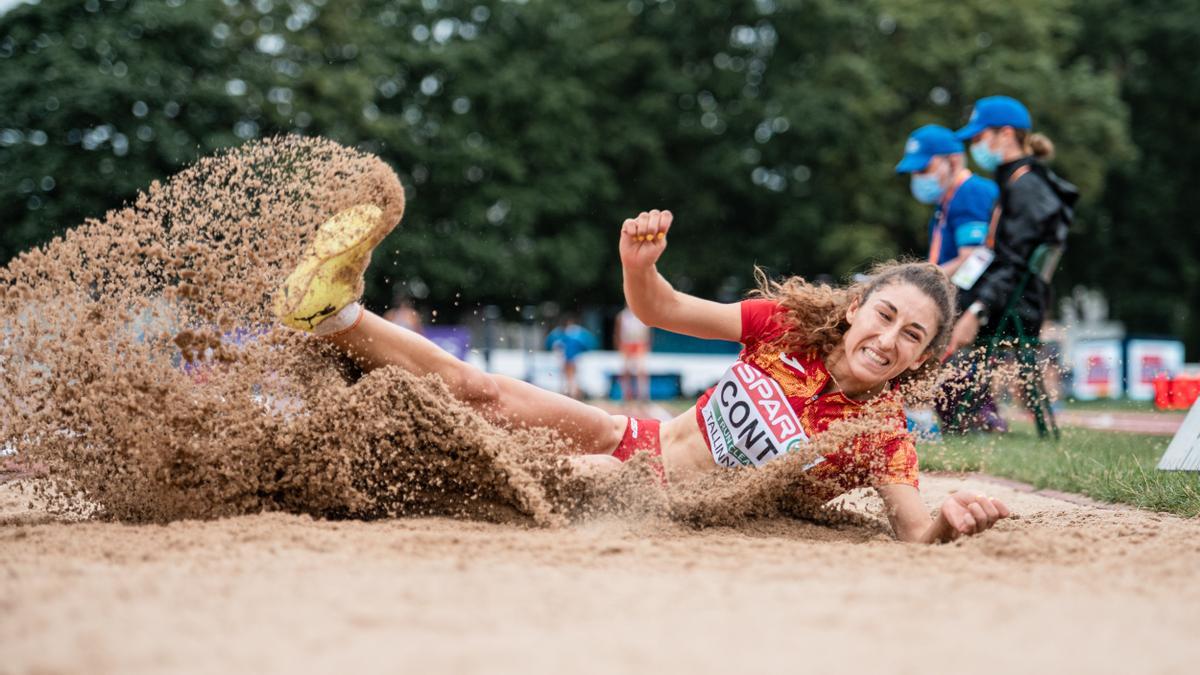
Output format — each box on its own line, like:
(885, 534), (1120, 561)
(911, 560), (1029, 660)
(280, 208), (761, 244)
(273, 204), (394, 331)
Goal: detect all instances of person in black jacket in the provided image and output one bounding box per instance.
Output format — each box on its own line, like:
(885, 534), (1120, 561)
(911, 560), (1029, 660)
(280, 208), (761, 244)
(932, 96), (1078, 433)
(946, 95), (1079, 352)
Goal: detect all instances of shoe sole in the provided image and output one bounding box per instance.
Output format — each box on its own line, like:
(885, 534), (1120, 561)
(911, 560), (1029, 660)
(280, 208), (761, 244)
(275, 204), (392, 330)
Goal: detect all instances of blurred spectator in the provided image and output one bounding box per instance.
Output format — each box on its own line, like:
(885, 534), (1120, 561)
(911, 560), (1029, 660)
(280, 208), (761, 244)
(545, 315), (596, 399)
(383, 291), (423, 334)
(615, 305), (651, 408)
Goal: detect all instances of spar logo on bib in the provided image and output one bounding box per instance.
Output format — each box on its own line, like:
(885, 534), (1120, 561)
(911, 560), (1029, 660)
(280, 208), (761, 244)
(701, 361), (809, 468)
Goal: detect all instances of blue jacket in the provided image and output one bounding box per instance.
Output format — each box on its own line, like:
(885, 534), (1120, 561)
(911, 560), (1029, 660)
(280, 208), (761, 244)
(927, 174), (998, 265)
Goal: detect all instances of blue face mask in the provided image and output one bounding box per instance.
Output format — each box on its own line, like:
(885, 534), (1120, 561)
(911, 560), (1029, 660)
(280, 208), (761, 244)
(910, 174), (945, 204)
(970, 140), (1003, 173)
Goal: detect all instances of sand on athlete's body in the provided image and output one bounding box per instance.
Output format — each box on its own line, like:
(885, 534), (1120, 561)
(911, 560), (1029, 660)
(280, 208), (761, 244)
(3, 475), (1199, 675)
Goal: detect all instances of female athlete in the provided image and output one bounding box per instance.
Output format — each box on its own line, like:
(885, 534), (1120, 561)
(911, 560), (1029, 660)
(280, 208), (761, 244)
(274, 205), (1010, 544)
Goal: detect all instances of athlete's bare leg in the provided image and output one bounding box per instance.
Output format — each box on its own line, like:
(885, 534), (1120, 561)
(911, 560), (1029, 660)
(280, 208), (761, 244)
(330, 309), (626, 455)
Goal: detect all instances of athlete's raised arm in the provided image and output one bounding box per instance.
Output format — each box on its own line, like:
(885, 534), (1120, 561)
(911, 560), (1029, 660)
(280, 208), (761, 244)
(620, 210), (741, 343)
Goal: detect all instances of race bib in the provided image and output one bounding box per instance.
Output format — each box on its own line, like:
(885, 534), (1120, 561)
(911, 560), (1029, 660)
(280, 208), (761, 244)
(701, 361), (810, 468)
(950, 247), (994, 290)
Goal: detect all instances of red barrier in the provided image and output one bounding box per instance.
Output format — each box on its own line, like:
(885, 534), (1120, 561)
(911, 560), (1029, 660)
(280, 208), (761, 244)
(1154, 373), (1173, 409)
(1156, 374), (1200, 410)
(1179, 375), (1200, 409)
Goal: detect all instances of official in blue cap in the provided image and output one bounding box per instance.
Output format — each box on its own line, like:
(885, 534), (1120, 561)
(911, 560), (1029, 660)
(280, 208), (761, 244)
(938, 95), (1080, 434)
(947, 94), (1074, 348)
(953, 95), (1033, 173)
(895, 125), (998, 275)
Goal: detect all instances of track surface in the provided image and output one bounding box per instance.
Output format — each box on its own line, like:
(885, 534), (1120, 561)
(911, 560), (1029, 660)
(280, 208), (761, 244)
(1053, 409), (1186, 435)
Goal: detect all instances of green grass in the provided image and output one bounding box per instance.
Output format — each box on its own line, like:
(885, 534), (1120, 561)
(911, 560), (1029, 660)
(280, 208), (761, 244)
(920, 425), (1200, 517)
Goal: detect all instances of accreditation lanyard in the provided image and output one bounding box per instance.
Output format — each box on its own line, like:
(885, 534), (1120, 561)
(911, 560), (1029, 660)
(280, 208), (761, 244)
(927, 172), (972, 264)
(984, 164), (1033, 248)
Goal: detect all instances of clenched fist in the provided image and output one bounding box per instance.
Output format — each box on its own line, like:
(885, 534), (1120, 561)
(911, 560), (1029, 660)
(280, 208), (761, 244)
(619, 209), (673, 271)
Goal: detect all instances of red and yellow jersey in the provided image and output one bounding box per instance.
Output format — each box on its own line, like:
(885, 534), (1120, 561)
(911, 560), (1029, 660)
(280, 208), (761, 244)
(694, 299), (919, 502)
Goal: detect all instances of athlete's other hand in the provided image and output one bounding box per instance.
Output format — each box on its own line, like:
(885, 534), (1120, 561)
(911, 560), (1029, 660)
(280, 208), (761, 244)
(619, 210), (673, 270)
(939, 491), (1010, 538)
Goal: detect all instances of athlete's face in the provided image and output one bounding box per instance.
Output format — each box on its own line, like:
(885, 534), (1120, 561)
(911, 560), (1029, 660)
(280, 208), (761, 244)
(842, 282), (940, 386)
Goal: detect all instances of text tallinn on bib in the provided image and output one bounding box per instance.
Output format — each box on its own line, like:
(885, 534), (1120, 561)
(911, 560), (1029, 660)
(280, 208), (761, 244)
(701, 361), (811, 468)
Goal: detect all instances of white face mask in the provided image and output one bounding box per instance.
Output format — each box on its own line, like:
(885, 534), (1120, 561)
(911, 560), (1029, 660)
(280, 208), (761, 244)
(910, 158), (955, 203)
(910, 173), (944, 204)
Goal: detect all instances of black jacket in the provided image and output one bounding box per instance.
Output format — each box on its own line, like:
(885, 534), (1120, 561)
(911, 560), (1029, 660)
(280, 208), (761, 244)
(972, 156), (1079, 330)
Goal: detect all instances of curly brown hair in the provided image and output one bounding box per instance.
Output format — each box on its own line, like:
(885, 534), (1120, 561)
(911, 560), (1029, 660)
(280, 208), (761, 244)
(749, 260), (957, 385)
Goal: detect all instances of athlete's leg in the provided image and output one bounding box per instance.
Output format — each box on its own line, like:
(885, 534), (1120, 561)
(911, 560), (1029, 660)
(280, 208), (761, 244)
(273, 204), (625, 454)
(569, 453), (623, 478)
(331, 310), (625, 454)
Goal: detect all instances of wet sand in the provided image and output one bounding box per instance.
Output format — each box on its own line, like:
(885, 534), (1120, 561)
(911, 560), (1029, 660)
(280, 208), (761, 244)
(4, 474), (1198, 675)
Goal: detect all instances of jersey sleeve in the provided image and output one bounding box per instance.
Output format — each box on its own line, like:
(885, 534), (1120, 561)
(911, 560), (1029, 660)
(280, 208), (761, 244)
(948, 177), (998, 248)
(739, 299), (788, 348)
(872, 435), (919, 490)
(865, 403), (919, 489)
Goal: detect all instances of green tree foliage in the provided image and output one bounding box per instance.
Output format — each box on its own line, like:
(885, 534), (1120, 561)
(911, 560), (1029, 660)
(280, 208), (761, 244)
(1070, 0), (1200, 350)
(2, 0), (1180, 350)
(0, 0), (240, 254)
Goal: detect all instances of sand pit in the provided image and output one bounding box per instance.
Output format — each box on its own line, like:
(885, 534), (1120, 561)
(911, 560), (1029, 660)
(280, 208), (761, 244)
(3, 474), (1199, 674)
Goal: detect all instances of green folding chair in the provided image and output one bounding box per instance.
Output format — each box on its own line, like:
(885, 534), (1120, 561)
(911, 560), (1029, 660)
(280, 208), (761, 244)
(956, 243), (1063, 439)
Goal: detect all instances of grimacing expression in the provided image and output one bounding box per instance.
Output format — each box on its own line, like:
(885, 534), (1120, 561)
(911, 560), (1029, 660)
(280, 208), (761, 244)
(841, 281), (941, 386)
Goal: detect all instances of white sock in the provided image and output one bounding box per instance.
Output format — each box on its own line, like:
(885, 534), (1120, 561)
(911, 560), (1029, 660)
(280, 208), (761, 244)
(313, 302), (364, 337)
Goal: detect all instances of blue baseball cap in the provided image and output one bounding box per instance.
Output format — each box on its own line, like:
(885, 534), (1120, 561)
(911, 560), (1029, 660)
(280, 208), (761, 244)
(894, 124), (963, 173)
(955, 95), (1032, 140)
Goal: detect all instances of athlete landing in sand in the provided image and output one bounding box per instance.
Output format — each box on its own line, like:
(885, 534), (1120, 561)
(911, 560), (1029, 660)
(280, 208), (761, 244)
(274, 204), (1010, 544)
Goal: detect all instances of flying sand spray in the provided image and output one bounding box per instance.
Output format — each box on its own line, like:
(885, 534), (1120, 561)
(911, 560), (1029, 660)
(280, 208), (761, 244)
(0, 136), (1011, 533)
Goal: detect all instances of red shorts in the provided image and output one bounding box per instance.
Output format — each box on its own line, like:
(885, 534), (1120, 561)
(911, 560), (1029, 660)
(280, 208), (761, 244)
(620, 342), (649, 358)
(612, 417), (665, 482)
